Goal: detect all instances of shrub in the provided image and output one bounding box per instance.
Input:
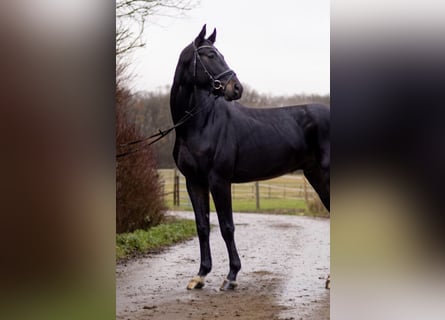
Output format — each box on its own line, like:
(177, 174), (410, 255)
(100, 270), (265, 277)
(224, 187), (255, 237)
(116, 86), (166, 233)
(307, 197), (330, 217)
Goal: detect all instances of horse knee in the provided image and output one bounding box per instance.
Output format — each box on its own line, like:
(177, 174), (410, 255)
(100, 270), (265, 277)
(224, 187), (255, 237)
(196, 224), (210, 238)
(219, 224), (235, 240)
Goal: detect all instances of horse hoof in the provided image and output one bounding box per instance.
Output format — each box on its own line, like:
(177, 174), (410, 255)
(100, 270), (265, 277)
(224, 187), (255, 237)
(220, 279), (237, 291)
(187, 276), (205, 290)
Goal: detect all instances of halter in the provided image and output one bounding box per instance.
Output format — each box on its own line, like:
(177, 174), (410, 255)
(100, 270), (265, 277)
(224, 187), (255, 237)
(192, 41), (235, 92)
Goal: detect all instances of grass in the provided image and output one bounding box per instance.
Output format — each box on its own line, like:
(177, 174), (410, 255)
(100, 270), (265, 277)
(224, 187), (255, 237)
(158, 169), (328, 216)
(166, 198), (309, 215)
(116, 218), (197, 260)
(229, 198), (308, 215)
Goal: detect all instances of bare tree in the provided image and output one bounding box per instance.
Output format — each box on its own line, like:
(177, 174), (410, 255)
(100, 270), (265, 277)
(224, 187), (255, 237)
(116, 0), (198, 58)
(116, 1), (199, 231)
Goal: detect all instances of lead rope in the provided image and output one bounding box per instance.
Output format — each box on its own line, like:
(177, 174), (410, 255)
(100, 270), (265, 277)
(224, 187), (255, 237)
(116, 96), (201, 158)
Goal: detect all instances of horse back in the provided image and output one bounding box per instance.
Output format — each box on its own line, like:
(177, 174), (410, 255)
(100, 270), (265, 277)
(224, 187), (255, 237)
(227, 103), (329, 182)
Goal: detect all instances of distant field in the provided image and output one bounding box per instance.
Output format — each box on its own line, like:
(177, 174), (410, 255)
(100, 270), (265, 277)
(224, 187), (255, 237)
(158, 169), (326, 216)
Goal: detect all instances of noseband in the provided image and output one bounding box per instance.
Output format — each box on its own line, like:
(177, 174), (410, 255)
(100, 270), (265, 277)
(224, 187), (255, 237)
(192, 41), (235, 92)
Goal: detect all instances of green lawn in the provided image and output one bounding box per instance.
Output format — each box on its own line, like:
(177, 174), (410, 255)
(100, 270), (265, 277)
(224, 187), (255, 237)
(229, 198), (308, 215)
(159, 169), (327, 216)
(165, 197), (309, 215)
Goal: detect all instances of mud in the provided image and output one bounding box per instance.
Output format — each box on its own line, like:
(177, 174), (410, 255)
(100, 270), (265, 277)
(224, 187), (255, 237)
(116, 211), (330, 320)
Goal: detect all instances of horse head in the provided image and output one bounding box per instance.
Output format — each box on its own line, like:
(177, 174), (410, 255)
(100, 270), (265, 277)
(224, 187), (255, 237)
(174, 25), (243, 101)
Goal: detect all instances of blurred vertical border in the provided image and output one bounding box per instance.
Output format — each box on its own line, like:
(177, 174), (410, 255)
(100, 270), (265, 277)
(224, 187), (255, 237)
(0, 1), (115, 319)
(331, 1), (445, 319)
(2, 1), (445, 319)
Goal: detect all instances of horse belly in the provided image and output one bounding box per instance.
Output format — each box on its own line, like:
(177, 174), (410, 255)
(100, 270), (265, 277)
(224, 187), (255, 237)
(231, 142), (307, 183)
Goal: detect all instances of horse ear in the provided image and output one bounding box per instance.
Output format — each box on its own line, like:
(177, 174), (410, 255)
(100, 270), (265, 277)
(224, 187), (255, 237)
(207, 28), (217, 44)
(195, 24), (206, 45)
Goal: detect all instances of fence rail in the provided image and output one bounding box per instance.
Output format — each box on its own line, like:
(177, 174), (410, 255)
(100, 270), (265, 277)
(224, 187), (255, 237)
(158, 169), (319, 212)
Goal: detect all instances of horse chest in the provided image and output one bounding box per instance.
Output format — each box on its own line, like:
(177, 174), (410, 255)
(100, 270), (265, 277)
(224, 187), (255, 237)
(174, 138), (215, 176)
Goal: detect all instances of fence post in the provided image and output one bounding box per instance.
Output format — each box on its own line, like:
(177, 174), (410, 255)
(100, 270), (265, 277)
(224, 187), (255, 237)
(255, 181), (260, 210)
(173, 168), (180, 206)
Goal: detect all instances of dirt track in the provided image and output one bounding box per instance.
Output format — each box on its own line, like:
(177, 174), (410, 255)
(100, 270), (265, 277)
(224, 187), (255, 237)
(116, 211), (330, 320)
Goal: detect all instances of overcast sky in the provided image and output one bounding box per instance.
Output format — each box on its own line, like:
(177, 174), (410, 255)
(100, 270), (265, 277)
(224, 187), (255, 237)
(128, 0), (330, 96)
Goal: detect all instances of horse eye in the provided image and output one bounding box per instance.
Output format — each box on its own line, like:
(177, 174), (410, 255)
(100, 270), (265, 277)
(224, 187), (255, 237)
(207, 53), (215, 59)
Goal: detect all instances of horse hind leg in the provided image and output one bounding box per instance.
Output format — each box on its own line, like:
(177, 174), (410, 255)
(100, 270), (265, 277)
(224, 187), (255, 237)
(303, 152), (330, 289)
(303, 134), (330, 211)
(303, 163), (330, 290)
(304, 164), (330, 212)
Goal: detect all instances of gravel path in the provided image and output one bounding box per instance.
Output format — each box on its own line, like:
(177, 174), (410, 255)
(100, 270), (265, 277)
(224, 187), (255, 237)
(117, 211), (330, 320)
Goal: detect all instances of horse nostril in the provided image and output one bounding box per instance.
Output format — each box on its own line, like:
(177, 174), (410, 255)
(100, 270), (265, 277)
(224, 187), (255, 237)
(233, 83), (243, 97)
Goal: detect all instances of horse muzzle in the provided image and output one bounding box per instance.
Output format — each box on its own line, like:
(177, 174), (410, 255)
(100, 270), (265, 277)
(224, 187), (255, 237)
(223, 78), (243, 101)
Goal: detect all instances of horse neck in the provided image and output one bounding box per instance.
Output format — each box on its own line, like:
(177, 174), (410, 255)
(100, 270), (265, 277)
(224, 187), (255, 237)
(170, 82), (191, 124)
(170, 83), (212, 125)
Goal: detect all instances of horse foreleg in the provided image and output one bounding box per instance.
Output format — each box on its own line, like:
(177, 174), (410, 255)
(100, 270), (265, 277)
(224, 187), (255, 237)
(185, 179), (211, 289)
(209, 176), (241, 291)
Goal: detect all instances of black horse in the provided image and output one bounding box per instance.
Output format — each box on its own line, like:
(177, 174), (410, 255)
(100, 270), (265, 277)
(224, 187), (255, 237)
(171, 25), (330, 291)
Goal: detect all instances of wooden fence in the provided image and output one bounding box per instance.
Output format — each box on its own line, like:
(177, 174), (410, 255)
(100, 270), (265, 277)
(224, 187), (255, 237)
(158, 169), (318, 211)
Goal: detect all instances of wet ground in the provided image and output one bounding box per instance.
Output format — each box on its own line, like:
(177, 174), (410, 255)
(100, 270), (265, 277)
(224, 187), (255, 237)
(116, 211), (330, 320)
